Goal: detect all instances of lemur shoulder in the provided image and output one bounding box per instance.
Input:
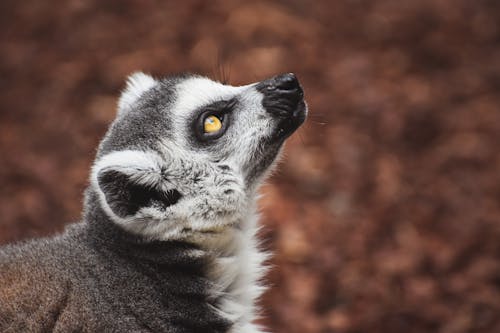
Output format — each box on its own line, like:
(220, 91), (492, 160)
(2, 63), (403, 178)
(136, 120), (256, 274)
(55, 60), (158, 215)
(0, 72), (307, 333)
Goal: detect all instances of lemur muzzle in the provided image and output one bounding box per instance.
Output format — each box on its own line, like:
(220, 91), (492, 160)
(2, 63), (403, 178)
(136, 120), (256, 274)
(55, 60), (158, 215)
(257, 73), (307, 139)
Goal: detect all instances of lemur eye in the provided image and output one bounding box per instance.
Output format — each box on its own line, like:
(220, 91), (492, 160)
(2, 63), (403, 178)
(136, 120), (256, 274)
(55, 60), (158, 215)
(194, 99), (236, 142)
(204, 115), (222, 133)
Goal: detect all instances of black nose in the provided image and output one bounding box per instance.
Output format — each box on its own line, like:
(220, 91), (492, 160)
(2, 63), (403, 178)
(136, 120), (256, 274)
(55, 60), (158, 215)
(272, 73), (301, 90)
(256, 73), (304, 118)
(256, 73), (307, 140)
(257, 73), (303, 97)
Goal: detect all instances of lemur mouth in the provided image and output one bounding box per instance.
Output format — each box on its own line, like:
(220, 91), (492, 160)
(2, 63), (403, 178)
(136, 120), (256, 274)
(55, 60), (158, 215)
(181, 224), (240, 235)
(275, 101), (307, 139)
(256, 73), (307, 141)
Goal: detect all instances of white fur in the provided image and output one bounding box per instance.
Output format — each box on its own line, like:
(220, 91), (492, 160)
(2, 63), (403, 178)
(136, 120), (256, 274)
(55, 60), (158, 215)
(208, 208), (270, 333)
(173, 77), (251, 115)
(118, 72), (157, 115)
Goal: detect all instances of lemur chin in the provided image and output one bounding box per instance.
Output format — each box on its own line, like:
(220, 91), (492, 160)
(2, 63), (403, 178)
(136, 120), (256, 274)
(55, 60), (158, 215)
(0, 72), (307, 333)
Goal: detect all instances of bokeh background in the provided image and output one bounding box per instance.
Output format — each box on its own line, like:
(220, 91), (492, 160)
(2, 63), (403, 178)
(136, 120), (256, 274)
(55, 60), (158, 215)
(1, 1), (500, 332)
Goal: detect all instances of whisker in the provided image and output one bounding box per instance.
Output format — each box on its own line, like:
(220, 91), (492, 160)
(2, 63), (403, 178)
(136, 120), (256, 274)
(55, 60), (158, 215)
(297, 130), (306, 146)
(308, 119), (328, 125)
(306, 113), (329, 126)
(214, 49), (233, 85)
(226, 59), (232, 85)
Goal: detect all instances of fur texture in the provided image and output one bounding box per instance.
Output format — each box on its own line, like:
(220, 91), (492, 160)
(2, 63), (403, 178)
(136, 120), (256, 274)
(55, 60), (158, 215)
(0, 72), (306, 332)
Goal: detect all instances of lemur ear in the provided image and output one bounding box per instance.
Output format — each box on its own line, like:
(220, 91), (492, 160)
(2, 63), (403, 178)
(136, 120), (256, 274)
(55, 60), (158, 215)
(92, 151), (182, 219)
(96, 169), (181, 219)
(117, 72), (157, 115)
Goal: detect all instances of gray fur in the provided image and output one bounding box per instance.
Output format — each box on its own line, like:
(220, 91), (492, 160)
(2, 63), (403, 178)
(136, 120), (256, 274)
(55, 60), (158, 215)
(0, 73), (306, 333)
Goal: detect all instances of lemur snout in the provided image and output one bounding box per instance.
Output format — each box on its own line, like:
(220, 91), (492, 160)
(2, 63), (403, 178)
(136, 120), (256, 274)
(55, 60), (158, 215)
(257, 73), (307, 139)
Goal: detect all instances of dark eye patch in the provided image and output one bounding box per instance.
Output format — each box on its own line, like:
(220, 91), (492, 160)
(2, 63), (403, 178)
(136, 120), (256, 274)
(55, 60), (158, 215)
(192, 98), (238, 143)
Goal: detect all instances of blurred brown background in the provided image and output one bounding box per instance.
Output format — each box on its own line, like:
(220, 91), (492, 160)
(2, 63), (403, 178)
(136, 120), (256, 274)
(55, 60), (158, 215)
(1, 1), (500, 332)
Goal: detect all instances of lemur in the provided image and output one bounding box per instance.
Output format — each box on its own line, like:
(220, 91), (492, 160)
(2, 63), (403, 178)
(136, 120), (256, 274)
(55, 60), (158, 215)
(0, 72), (307, 333)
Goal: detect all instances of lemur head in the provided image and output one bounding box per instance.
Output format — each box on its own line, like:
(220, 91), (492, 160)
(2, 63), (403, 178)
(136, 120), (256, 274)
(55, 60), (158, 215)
(89, 72), (306, 242)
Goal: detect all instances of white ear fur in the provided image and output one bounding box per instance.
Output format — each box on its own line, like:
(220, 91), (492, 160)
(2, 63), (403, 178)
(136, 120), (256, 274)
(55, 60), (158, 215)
(91, 150), (165, 221)
(117, 72), (157, 115)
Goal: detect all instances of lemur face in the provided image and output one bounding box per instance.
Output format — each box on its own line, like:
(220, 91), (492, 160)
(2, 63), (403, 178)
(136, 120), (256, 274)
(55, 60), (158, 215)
(90, 73), (306, 241)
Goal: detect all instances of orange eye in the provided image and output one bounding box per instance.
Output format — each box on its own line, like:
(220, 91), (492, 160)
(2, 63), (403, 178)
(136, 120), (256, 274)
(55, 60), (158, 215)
(204, 115), (222, 133)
